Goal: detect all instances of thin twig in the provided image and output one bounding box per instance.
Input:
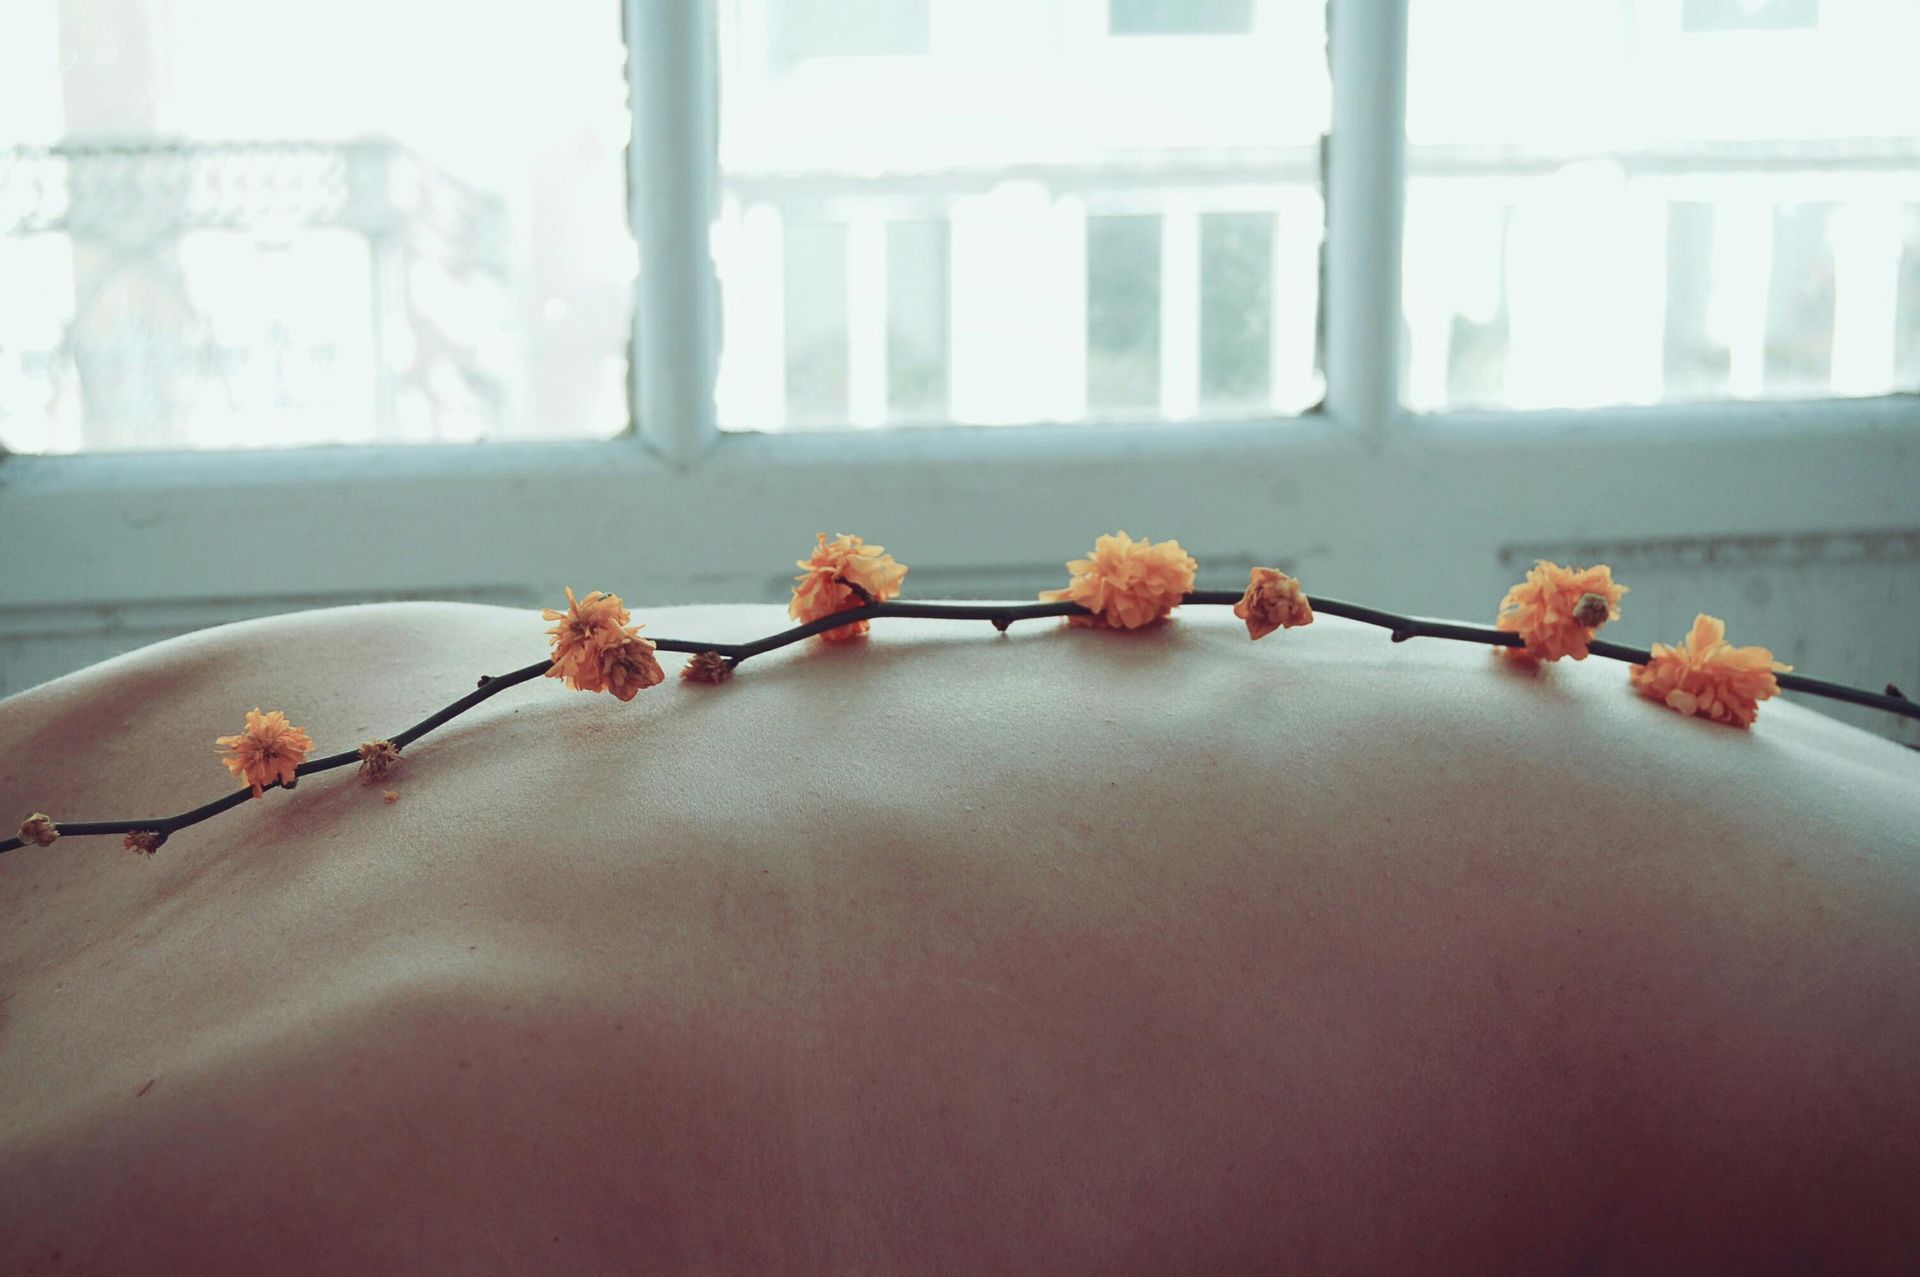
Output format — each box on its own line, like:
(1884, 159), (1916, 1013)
(3, 592), (1913, 855)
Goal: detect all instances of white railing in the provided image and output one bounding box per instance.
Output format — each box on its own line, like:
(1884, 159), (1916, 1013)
(713, 141), (1920, 432)
(0, 140), (509, 451)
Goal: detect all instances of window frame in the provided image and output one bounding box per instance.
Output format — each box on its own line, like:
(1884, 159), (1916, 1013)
(3, 0), (1918, 673)
(6, 0), (1913, 464)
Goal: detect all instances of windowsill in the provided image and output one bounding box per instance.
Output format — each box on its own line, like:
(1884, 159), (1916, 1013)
(5, 392), (1917, 495)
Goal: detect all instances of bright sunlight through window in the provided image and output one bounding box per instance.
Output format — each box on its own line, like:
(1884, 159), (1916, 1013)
(0, 0), (634, 453)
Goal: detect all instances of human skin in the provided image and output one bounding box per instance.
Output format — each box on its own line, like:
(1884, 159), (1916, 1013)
(1, 602), (1916, 1274)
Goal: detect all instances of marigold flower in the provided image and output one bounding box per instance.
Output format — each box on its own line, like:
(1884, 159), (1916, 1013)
(1630, 613), (1790, 730)
(681, 651), (733, 684)
(790, 533), (909, 641)
(540, 586), (664, 700)
(542, 587), (631, 687)
(1496, 560), (1628, 662)
(1234, 567), (1314, 640)
(215, 707), (315, 799)
(124, 829), (167, 855)
(597, 630), (666, 702)
(357, 739), (402, 783)
(1040, 531), (1197, 630)
(18, 813), (58, 847)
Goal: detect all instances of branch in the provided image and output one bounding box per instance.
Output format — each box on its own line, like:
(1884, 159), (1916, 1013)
(4, 593), (1913, 855)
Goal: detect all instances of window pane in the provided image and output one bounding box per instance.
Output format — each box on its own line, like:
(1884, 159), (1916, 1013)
(1110, 0), (1255, 36)
(1682, 0), (1819, 32)
(714, 0), (1326, 432)
(784, 221), (851, 425)
(1899, 208), (1920, 388)
(773, 0), (931, 71)
(1403, 0), (1920, 412)
(887, 220), (950, 421)
(1200, 211), (1274, 408)
(1087, 214), (1161, 412)
(0, 0), (633, 454)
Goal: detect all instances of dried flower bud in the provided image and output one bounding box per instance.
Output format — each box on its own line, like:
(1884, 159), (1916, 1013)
(1495, 561), (1627, 662)
(357, 738), (403, 783)
(215, 708), (314, 799)
(1630, 614), (1790, 729)
(383, 790), (400, 804)
(18, 813), (59, 847)
(1233, 567), (1314, 641)
(1572, 592), (1613, 630)
(680, 651), (734, 685)
(1041, 531), (1197, 630)
(123, 829), (168, 855)
(790, 534), (909, 641)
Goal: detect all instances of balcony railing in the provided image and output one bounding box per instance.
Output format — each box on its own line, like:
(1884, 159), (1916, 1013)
(0, 139), (509, 451)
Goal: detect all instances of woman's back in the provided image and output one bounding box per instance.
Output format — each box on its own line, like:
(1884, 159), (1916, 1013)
(3, 601), (1917, 1273)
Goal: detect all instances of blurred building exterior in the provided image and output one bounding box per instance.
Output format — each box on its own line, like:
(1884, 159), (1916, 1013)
(0, 0), (632, 453)
(716, 0), (1920, 428)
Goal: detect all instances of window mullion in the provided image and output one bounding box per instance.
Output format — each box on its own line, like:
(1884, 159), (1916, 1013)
(1322, 0), (1409, 437)
(626, 0), (720, 465)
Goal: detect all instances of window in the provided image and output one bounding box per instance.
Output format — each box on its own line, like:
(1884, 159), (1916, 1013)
(2, 0), (1917, 458)
(712, 0), (1327, 432)
(1402, 0), (1920, 411)
(0, 0), (633, 454)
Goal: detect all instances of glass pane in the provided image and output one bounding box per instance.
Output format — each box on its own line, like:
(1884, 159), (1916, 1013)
(772, 0), (932, 70)
(1110, 0), (1255, 36)
(0, 0), (633, 454)
(1403, 0), (1920, 412)
(784, 221), (851, 425)
(1200, 210), (1274, 408)
(1087, 214), (1162, 412)
(1899, 209), (1920, 388)
(886, 220), (950, 421)
(714, 0), (1327, 432)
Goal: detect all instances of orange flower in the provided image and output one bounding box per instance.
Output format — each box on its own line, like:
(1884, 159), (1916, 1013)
(541, 587), (662, 699)
(1496, 560), (1628, 662)
(597, 630), (666, 702)
(542, 587), (631, 686)
(1234, 567), (1313, 640)
(215, 707), (314, 798)
(1040, 531), (1197, 630)
(124, 829), (167, 855)
(790, 533), (909, 641)
(1630, 613), (1790, 730)
(18, 813), (58, 847)
(681, 651), (733, 684)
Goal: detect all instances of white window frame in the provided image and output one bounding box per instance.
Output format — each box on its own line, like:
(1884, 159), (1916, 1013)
(2, 0), (1917, 682)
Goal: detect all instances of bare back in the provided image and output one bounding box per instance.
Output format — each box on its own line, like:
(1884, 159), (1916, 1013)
(3, 602), (1917, 1273)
